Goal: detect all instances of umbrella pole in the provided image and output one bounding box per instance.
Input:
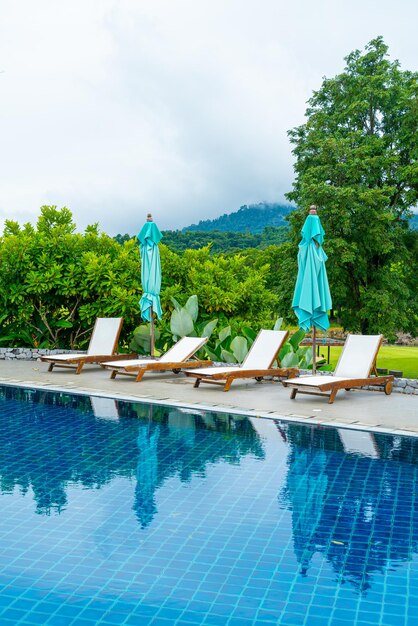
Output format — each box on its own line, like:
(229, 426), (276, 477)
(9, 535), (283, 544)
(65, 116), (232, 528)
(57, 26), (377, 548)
(312, 326), (317, 375)
(150, 306), (155, 357)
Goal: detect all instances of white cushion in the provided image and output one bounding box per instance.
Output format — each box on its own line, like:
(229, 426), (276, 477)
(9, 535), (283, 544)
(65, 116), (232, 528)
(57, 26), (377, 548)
(87, 318), (122, 355)
(187, 366), (241, 376)
(102, 358), (157, 368)
(287, 375), (347, 387)
(159, 336), (207, 363)
(47, 353), (87, 361)
(242, 330), (288, 370)
(335, 335), (382, 378)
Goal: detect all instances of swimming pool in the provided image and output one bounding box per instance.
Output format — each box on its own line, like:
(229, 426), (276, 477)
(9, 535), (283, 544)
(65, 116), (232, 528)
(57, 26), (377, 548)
(0, 385), (417, 625)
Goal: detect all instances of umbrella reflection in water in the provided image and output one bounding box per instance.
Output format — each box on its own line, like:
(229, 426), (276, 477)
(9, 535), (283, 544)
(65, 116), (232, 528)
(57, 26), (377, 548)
(133, 411), (160, 529)
(286, 446), (328, 575)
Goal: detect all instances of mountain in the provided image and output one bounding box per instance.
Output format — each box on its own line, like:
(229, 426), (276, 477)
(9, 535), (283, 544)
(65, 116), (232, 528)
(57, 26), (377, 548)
(183, 202), (293, 234)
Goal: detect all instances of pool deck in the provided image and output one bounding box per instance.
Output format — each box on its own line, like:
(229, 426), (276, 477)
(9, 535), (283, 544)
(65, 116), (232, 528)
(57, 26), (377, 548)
(1, 360), (417, 437)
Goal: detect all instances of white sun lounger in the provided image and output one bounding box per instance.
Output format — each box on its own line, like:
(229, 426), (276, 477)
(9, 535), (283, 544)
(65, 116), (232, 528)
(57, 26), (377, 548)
(283, 334), (393, 404)
(184, 329), (298, 392)
(41, 317), (128, 374)
(101, 336), (210, 382)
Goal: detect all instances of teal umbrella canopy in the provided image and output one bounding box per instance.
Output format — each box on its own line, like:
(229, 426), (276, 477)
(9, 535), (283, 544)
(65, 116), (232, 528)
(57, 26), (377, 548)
(292, 213), (332, 332)
(138, 219), (163, 322)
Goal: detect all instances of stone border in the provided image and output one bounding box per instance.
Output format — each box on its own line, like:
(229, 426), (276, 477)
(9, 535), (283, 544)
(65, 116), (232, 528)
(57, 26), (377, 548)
(0, 348), (83, 360)
(0, 348), (417, 394)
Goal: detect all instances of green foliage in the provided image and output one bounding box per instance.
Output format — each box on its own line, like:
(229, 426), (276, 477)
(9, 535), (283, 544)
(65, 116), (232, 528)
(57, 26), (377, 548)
(0, 208), (287, 349)
(129, 295), (312, 368)
(286, 37), (418, 336)
(159, 245), (279, 324)
(160, 225), (289, 253)
(0, 206), (141, 348)
(129, 325), (161, 354)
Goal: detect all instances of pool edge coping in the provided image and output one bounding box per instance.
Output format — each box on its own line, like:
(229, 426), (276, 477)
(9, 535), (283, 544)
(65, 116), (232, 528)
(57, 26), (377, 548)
(1, 377), (418, 439)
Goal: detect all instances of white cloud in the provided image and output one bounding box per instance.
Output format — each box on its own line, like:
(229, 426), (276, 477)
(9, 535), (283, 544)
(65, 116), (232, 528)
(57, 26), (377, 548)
(0, 0), (416, 234)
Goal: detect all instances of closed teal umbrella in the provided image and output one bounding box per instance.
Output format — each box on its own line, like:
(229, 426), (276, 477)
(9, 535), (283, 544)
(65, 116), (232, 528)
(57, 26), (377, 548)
(138, 214), (163, 355)
(292, 206), (332, 373)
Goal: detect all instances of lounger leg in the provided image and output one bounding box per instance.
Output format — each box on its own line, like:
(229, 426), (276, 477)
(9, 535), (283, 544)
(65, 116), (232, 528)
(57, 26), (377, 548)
(110, 370), (117, 379)
(223, 377), (233, 392)
(135, 369), (145, 382)
(48, 363), (54, 372)
(290, 388), (297, 399)
(328, 388), (338, 404)
(75, 362), (84, 375)
(194, 378), (201, 388)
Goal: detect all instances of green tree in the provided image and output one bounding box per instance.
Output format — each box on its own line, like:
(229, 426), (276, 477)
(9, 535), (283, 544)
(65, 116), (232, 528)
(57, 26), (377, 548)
(286, 37), (418, 336)
(0, 207), (282, 349)
(0, 206), (140, 348)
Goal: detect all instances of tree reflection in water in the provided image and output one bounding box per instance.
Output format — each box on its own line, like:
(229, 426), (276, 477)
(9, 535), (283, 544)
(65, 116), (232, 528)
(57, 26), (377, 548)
(280, 422), (418, 593)
(0, 386), (263, 524)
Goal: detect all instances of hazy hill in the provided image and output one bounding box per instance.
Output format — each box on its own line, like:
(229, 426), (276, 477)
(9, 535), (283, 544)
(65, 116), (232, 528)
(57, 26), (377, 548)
(183, 202), (293, 234)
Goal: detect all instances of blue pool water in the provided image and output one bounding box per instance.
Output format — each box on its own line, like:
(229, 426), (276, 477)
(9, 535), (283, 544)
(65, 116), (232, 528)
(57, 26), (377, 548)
(0, 386), (418, 625)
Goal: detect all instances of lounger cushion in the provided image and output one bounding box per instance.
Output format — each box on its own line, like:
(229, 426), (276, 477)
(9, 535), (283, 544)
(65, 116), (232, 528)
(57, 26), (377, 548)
(159, 337), (207, 363)
(87, 318), (123, 355)
(187, 367), (242, 377)
(102, 358), (157, 368)
(242, 330), (287, 370)
(334, 335), (382, 378)
(45, 353), (87, 361)
(288, 375), (354, 387)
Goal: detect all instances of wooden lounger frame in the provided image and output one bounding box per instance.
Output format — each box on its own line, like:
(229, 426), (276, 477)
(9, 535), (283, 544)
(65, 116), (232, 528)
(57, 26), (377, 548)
(283, 336), (394, 404)
(187, 366), (298, 392)
(185, 330), (298, 392)
(104, 358), (213, 382)
(40, 318), (133, 374)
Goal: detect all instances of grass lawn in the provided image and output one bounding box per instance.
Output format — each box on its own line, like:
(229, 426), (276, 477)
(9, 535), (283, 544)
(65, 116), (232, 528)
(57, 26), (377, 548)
(319, 345), (418, 379)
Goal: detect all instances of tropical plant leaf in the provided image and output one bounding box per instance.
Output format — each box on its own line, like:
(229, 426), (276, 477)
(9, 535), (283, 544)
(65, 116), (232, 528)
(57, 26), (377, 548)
(299, 346), (313, 369)
(278, 342), (292, 361)
(289, 328), (305, 350)
(170, 296), (182, 311)
(170, 308), (194, 337)
(129, 324), (161, 353)
(218, 325), (231, 343)
(184, 295), (199, 322)
(241, 326), (257, 343)
(221, 349), (237, 363)
(273, 317), (283, 331)
(201, 318), (218, 338)
(205, 346), (221, 361)
(281, 351), (299, 368)
(230, 336), (248, 363)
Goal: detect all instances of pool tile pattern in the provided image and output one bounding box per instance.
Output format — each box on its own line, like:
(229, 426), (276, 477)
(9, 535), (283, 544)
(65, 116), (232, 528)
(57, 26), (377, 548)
(1, 386), (418, 625)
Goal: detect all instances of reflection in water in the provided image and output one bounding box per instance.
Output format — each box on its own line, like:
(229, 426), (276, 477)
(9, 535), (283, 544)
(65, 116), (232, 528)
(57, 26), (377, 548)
(280, 422), (418, 593)
(134, 423), (160, 528)
(0, 386), (263, 522)
(286, 447), (328, 576)
(2, 385), (418, 606)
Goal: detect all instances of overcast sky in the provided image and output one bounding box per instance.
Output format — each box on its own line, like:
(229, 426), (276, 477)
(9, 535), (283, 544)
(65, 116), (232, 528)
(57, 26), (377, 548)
(0, 0), (416, 234)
